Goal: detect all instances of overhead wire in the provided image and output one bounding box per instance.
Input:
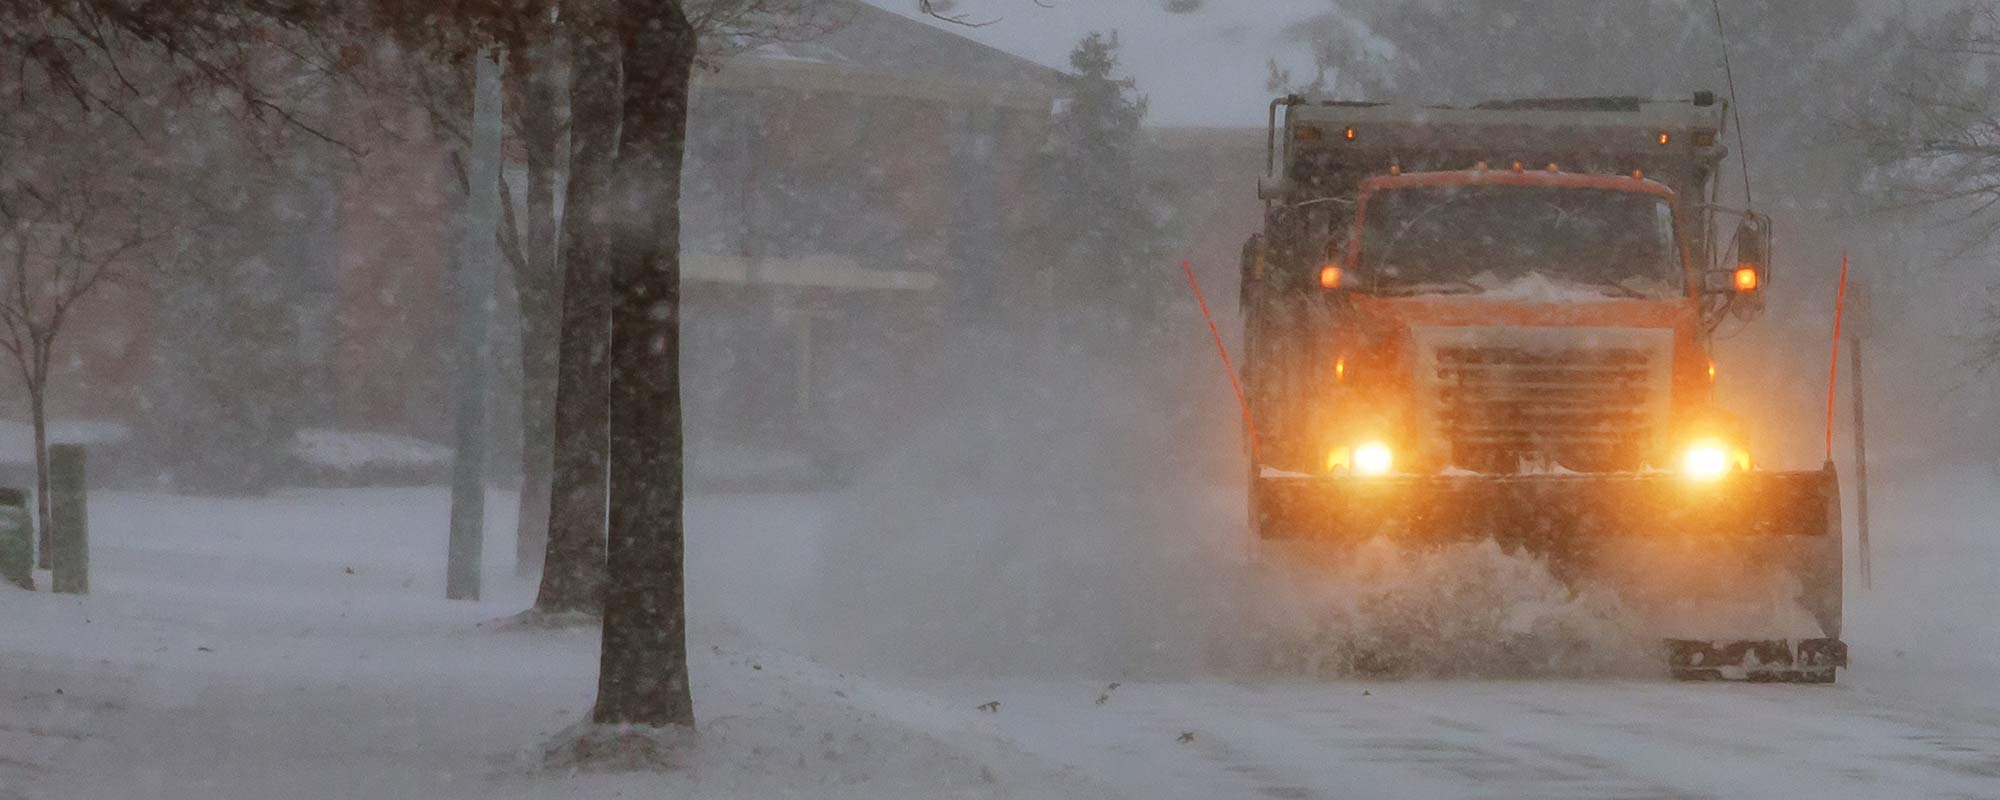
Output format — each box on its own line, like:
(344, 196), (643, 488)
(1710, 0), (1756, 208)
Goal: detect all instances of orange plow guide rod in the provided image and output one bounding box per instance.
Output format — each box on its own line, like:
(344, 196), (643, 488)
(1181, 260), (1260, 462)
(1826, 252), (1849, 462)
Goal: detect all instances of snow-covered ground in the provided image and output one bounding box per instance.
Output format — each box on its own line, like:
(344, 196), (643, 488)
(3, 462), (1999, 798)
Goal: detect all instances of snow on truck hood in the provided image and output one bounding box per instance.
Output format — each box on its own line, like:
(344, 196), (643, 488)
(1415, 272), (1674, 303)
(1356, 273), (1695, 331)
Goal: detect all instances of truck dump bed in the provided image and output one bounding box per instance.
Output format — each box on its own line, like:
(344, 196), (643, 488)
(1266, 95), (1731, 210)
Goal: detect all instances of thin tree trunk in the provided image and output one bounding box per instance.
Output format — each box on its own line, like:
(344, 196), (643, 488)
(29, 383), (49, 570)
(512, 40), (565, 577)
(592, 0), (696, 728)
(534, 13), (619, 616)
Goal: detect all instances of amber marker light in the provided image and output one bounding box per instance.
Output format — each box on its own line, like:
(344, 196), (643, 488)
(1734, 266), (1761, 293)
(1319, 265), (1343, 290)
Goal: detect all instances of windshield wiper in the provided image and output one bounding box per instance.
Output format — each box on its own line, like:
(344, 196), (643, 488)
(1587, 277), (1652, 299)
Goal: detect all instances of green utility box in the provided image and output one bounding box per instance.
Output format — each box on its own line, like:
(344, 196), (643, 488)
(0, 487), (30, 590)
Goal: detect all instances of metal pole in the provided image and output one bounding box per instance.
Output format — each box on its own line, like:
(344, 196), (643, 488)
(447, 51), (503, 601)
(1850, 335), (1871, 591)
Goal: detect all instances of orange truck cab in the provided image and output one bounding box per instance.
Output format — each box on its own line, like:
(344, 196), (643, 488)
(1238, 94), (1843, 674)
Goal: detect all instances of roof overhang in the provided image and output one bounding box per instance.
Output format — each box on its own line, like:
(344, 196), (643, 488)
(697, 55), (1056, 112)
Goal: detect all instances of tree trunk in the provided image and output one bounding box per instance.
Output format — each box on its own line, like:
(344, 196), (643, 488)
(512, 40), (565, 577)
(533, 14), (619, 616)
(591, 0), (696, 728)
(29, 383), (49, 570)
(446, 51), (504, 602)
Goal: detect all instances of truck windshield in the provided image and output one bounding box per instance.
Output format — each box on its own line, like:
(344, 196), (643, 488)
(1355, 184), (1684, 297)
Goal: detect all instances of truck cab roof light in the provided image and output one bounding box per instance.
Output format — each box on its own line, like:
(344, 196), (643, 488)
(1658, 131), (1672, 146)
(1511, 161), (1525, 172)
(1632, 169), (1646, 180)
(1344, 126), (1358, 141)
(1546, 163), (1560, 172)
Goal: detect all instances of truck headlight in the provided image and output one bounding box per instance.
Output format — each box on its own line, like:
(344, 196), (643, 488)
(1681, 441), (1746, 481)
(1353, 442), (1394, 477)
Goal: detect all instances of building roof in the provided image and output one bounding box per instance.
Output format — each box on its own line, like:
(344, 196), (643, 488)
(706, 0), (1063, 109)
(854, 0), (1331, 127)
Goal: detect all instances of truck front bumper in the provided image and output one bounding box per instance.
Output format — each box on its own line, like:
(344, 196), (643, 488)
(1254, 466), (1839, 544)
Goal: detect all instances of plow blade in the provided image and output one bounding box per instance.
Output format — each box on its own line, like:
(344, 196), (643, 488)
(1252, 466), (1845, 681)
(1666, 638), (1848, 683)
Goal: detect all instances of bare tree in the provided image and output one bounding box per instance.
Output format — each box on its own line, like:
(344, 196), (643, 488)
(533, 3), (617, 617)
(1849, 5), (2000, 239)
(500, 33), (569, 578)
(1841, 3), (2000, 359)
(530, 0), (843, 617)
(0, 141), (158, 564)
(590, 0), (697, 727)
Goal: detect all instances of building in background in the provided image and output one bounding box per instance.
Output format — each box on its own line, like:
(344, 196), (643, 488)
(680, 1), (1060, 482)
(0, 1), (1061, 488)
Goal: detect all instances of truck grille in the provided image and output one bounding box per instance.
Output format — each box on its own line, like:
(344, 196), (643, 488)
(1418, 330), (1670, 473)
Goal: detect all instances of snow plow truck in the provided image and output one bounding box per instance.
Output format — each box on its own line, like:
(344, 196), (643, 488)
(1239, 93), (1845, 682)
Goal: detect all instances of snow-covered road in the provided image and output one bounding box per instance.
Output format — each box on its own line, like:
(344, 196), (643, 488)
(2, 468), (1997, 799)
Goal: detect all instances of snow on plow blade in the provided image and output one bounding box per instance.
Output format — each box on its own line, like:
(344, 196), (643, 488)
(1253, 466), (1845, 682)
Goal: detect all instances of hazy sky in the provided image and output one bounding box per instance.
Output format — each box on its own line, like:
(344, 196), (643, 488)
(867, 0), (1330, 128)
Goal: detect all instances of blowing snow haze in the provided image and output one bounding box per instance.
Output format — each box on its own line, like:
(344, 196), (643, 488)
(4, 1), (2000, 798)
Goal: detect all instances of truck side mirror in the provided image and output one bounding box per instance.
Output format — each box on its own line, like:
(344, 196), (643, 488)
(1724, 216), (1770, 316)
(1732, 216), (1770, 295)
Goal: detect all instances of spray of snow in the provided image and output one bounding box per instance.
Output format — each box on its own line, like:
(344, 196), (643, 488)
(1242, 538), (1657, 678)
(794, 340), (1832, 682)
(797, 338), (1250, 679)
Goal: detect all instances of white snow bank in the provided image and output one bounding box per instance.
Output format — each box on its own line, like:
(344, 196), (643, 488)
(0, 419), (130, 464)
(290, 428), (452, 470)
